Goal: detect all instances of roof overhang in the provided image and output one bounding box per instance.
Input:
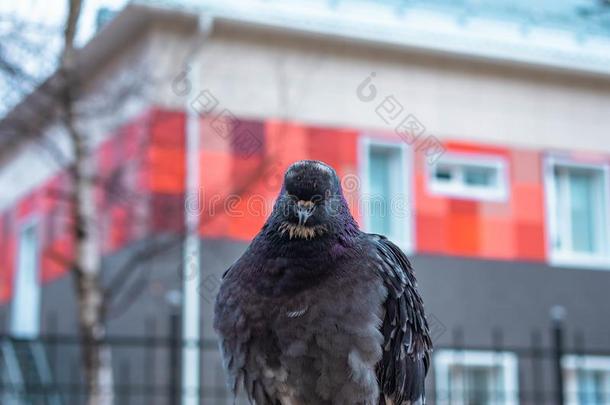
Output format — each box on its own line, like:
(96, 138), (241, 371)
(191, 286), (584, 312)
(3, 1), (610, 162)
(184, 0), (610, 78)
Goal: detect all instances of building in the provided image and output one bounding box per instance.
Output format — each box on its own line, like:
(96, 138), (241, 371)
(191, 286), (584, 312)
(1, 1), (610, 403)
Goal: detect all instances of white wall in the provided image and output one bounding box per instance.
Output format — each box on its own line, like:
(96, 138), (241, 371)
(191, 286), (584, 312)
(159, 20), (610, 154)
(3, 15), (610, 210)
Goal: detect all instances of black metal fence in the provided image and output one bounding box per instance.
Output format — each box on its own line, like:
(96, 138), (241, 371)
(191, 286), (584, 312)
(429, 325), (610, 405)
(0, 313), (224, 405)
(1, 315), (609, 405)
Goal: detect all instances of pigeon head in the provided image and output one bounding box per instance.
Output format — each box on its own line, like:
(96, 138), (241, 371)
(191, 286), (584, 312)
(270, 160), (358, 240)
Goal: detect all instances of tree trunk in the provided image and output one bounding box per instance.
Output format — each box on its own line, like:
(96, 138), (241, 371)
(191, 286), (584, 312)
(70, 125), (114, 405)
(61, 1), (114, 400)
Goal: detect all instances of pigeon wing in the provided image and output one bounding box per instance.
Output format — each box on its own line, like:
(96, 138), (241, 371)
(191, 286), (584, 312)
(368, 234), (432, 405)
(214, 264), (282, 405)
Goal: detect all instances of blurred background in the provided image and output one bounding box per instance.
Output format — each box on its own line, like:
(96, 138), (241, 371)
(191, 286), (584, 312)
(1, 0), (610, 404)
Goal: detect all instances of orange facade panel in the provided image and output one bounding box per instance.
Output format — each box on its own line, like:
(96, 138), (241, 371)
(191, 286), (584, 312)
(195, 120), (360, 241)
(0, 108), (584, 303)
(414, 140), (546, 261)
(147, 147), (186, 193)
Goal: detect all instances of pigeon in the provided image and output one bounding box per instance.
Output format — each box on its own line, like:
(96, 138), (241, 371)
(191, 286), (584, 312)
(214, 160), (432, 405)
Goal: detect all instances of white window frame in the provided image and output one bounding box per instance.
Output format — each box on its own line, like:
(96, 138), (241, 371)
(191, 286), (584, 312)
(563, 355), (610, 405)
(434, 349), (519, 405)
(544, 156), (610, 270)
(427, 152), (509, 202)
(359, 136), (414, 253)
(10, 217), (42, 339)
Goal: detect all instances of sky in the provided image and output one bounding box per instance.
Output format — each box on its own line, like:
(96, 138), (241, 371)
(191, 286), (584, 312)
(0, 0), (129, 46)
(0, 0), (129, 114)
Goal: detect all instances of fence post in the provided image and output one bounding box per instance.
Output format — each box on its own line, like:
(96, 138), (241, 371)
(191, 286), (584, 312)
(120, 360), (131, 405)
(452, 327), (464, 405)
(530, 329), (544, 404)
(551, 306), (566, 405)
(169, 312), (182, 405)
(492, 327), (505, 403)
(145, 317), (157, 405)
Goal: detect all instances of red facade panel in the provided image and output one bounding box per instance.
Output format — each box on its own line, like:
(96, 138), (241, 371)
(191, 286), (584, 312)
(414, 141), (546, 261)
(0, 107), (591, 302)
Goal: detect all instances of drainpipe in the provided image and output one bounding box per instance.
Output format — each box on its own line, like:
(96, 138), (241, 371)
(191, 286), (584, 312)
(182, 14), (213, 405)
(551, 305), (566, 405)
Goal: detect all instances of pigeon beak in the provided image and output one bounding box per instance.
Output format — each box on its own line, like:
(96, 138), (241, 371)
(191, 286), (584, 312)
(296, 200), (315, 226)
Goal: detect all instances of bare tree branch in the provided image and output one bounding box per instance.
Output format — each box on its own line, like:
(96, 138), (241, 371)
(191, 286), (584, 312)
(103, 235), (185, 318)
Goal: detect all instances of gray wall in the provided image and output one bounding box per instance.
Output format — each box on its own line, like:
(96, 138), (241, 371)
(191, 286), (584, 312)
(1, 237), (609, 404)
(412, 254), (610, 351)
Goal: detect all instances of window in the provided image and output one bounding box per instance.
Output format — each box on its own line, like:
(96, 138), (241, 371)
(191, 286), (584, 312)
(10, 222), (41, 338)
(545, 158), (610, 269)
(563, 355), (610, 405)
(360, 138), (412, 251)
(435, 350), (519, 405)
(428, 154), (509, 201)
